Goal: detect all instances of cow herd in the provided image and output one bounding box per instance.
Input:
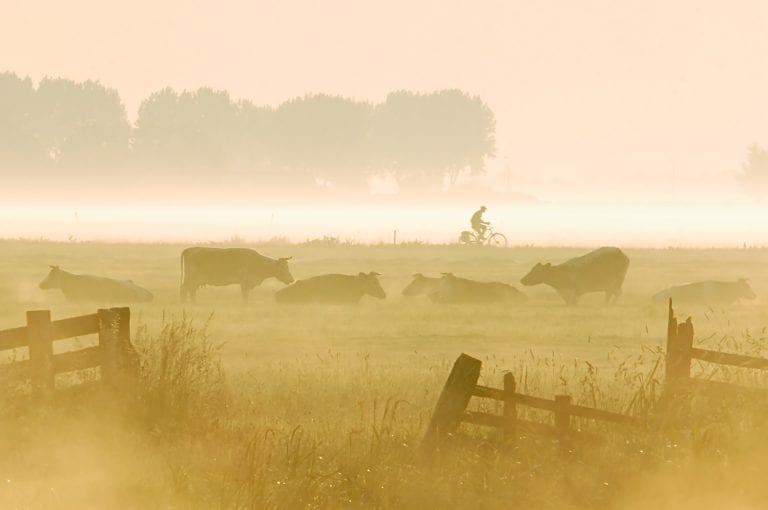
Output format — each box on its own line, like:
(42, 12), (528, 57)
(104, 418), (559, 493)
(36, 246), (758, 307)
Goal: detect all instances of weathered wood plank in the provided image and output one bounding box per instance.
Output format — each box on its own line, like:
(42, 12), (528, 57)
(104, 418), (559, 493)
(475, 384), (639, 425)
(472, 384), (505, 400)
(52, 346), (101, 374)
(567, 403), (644, 426)
(423, 353), (482, 450)
(691, 348), (768, 370)
(50, 314), (99, 341)
(27, 310), (54, 394)
(0, 327), (28, 351)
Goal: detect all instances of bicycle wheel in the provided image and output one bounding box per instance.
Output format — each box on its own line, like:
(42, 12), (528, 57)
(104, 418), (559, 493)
(459, 231), (478, 245)
(487, 232), (508, 248)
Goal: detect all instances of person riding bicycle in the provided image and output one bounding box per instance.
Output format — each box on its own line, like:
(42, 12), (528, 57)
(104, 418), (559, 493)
(470, 206), (489, 241)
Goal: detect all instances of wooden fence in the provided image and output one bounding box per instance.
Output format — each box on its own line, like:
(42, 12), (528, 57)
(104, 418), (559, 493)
(665, 299), (768, 397)
(423, 353), (644, 451)
(0, 307), (138, 395)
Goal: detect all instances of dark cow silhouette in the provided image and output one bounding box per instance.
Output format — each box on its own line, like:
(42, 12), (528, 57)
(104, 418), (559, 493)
(402, 273), (443, 297)
(39, 266), (153, 303)
(275, 272), (386, 304)
(520, 247), (629, 305)
(432, 273), (527, 304)
(180, 247), (294, 302)
(652, 279), (756, 305)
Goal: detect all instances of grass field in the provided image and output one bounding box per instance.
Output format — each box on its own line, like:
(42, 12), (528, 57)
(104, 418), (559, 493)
(1, 240), (768, 509)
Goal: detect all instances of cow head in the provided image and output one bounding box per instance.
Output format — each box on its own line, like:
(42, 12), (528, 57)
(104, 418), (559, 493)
(360, 272), (386, 299)
(39, 265), (63, 289)
(402, 273), (434, 296)
(274, 257), (295, 284)
(736, 278), (757, 300)
(520, 263), (551, 286)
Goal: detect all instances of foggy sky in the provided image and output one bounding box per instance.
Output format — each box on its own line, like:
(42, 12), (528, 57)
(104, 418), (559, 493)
(3, 0), (768, 194)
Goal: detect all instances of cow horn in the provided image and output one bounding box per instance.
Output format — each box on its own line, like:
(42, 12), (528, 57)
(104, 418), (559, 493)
(370, 271), (381, 276)
(49, 265), (59, 269)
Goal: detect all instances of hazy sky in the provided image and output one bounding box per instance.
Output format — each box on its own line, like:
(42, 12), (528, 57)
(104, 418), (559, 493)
(3, 0), (768, 194)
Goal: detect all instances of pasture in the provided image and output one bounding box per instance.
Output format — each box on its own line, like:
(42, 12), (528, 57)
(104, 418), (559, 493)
(1, 239), (768, 509)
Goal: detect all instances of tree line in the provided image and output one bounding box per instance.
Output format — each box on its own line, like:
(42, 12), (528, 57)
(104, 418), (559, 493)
(0, 72), (496, 190)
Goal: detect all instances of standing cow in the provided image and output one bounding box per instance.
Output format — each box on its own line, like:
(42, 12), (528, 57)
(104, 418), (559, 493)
(275, 272), (386, 304)
(39, 266), (153, 303)
(520, 247), (629, 305)
(652, 279), (756, 305)
(180, 247), (294, 302)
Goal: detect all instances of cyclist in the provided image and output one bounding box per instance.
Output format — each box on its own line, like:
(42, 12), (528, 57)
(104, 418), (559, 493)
(470, 206), (489, 241)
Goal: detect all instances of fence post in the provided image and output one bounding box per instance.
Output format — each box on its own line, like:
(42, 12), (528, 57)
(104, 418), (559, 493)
(503, 372), (517, 439)
(98, 308), (119, 387)
(423, 353), (482, 451)
(665, 299), (693, 391)
(554, 394), (572, 452)
(27, 310), (54, 395)
(113, 307), (139, 387)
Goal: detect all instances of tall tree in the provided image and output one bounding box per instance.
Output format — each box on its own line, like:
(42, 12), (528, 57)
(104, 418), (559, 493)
(133, 87), (244, 184)
(269, 94), (374, 189)
(372, 90), (496, 190)
(738, 144), (768, 198)
(34, 78), (130, 170)
(0, 72), (42, 175)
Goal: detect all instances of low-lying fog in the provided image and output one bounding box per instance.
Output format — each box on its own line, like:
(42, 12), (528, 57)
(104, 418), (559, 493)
(3, 198), (766, 247)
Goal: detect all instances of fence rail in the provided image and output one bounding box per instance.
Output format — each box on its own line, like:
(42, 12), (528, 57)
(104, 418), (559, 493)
(0, 308), (137, 394)
(423, 353), (643, 451)
(665, 299), (768, 396)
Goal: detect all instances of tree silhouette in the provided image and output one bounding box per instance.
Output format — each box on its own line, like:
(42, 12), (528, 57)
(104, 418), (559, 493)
(134, 87), (239, 180)
(34, 78), (130, 171)
(372, 90), (496, 190)
(738, 144), (768, 198)
(0, 72), (42, 176)
(0, 72), (498, 194)
(269, 94), (374, 189)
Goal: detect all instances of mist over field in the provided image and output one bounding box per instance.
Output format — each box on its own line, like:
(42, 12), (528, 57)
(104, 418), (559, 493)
(2, 2), (768, 509)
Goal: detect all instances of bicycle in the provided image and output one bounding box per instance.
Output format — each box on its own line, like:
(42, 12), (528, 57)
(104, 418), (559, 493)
(459, 224), (508, 247)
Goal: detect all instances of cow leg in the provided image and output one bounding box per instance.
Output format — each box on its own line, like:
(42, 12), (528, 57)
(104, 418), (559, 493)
(241, 284), (250, 300)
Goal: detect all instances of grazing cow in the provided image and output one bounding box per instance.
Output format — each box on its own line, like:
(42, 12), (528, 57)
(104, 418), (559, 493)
(39, 266), (153, 303)
(275, 272), (386, 304)
(520, 246), (630, 305)
(652, 279), (756, 305)
(431, 273), (527, 304)
(402, 273), (443, 297)
(180, 247), (294, 302)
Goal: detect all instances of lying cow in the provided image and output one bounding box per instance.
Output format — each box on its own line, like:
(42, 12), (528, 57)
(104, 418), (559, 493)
(39, 266), (153, 303)
(652, 279), (756, 305)
(402, 273), (442, 298)
(520, 246), (629, 305)
(431, 273), (527, 304)
(180, 247), (294, 302)
(275, 272), (386, 304)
